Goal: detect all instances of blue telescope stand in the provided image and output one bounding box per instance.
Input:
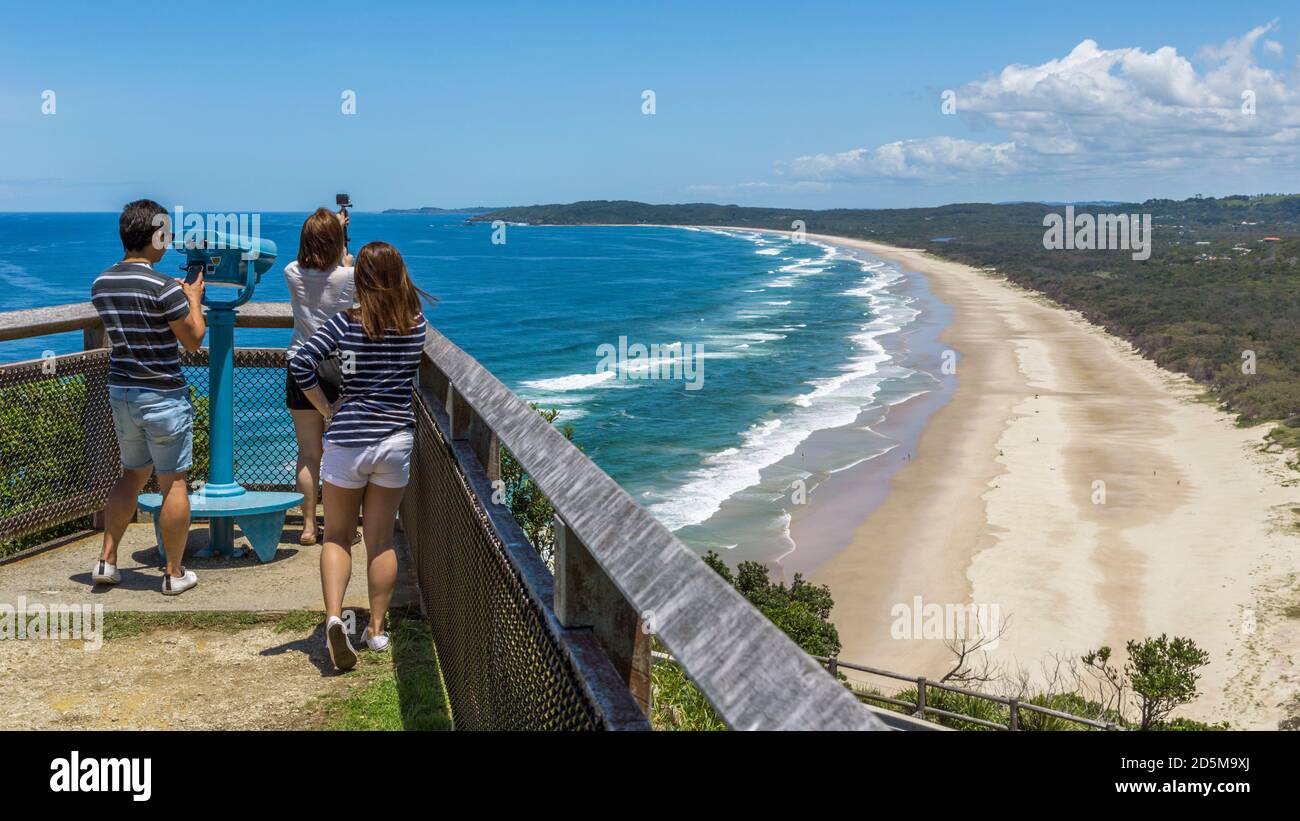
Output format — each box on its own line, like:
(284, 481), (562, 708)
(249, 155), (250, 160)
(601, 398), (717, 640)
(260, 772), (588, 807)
(139, 233), (303, 563)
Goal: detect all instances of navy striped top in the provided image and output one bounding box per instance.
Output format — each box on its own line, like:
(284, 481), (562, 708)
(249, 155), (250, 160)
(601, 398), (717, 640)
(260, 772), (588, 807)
(289, 310), (427, 447)
(91, 262), (191, 390)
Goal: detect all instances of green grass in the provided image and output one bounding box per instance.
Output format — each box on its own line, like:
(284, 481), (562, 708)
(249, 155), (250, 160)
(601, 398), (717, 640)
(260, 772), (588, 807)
(315, 615), (452, 731)
(101, 609), (294, 641)
(650, 660), (726, 731)
(101, 609), (323, 641)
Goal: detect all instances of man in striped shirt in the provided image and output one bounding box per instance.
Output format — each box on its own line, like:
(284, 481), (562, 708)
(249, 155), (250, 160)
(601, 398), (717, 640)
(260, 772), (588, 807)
(89, 199), (207, 596)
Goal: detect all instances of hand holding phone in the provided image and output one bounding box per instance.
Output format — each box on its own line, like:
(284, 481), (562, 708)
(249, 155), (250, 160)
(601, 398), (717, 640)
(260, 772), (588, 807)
(178, 270), (205, 304)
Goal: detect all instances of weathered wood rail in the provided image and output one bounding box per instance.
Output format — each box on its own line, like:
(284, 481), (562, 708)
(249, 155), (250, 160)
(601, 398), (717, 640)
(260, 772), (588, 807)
(1, 301), (887, 731)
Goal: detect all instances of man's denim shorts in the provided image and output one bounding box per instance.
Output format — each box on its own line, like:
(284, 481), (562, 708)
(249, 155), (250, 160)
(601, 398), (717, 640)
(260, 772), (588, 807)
(108, 386), (194, 475)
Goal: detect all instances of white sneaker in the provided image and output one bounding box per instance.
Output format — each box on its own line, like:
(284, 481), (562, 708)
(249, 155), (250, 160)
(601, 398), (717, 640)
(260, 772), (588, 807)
(326, 616), (357, 671)
(161, 569), (198, 596)
(91, 559), (121, 585)
(359, 626), (390, 652)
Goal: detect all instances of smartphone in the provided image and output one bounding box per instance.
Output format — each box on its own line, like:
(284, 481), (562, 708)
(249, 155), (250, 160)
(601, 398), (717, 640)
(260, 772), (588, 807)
(184, 261), (206, 284)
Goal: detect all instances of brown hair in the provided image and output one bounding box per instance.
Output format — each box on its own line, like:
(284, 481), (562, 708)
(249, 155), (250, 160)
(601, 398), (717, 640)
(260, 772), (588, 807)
(351, 242), (434, 339)
(297, 207), (346, 271)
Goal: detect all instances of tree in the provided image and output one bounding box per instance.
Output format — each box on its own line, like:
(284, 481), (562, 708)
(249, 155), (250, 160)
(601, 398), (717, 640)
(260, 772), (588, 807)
(1082, 635), (1210, 730)
(1126, 634), (1210, 730)
(701, 551), (841, 657)
(940, 613), (1009, 686)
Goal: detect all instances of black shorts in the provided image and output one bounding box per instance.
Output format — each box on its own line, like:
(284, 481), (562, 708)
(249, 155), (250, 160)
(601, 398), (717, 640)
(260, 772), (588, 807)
(286, 357), (343, 411)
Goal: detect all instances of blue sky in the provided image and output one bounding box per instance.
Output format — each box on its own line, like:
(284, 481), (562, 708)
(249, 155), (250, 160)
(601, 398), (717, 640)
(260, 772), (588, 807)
(2, 0), (1298, 211)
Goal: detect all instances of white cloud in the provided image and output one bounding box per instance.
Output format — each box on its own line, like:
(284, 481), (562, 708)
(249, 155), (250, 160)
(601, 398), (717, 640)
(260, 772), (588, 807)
(780, 22), (1300, 185)
(782, 137), (1020, 181)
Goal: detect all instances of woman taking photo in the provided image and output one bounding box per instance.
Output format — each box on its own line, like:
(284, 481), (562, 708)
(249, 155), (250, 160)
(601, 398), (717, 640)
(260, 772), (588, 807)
(289, 242), (431, 670)
(284, 208), (354, 545)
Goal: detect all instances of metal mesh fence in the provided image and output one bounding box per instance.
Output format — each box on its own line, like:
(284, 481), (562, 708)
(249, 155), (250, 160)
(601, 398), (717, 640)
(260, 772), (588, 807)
(400, 389), (605, 730)
(1, 347), (296, 546)
(0, 350), (118, 545)
(145, 348), (297, 493)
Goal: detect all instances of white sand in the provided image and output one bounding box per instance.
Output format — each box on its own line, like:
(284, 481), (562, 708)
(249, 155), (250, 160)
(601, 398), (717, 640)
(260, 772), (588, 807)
(703, 228), (1299, 728)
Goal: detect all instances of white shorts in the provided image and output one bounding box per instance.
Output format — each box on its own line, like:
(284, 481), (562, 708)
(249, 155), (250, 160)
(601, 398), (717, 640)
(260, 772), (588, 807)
(321, 430), (414, 489)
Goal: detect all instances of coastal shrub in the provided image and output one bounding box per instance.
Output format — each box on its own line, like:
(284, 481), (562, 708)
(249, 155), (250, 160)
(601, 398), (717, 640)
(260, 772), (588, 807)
(1016, 692), (1120, 731)
(1155, 717), (1230, 731)
(499, 405), (575, 568)
(887, 685), (1008, 730)
(1125, 635), (1211, 730)
(702, 550), (842, 657)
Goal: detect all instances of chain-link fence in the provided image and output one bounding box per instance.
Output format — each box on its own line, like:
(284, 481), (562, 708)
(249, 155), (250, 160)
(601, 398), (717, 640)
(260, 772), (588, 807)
(400, 388), (610, 730)
(1, 348), (297, 550)
(0, 350), (118, 547)
(144, 348), (298, 493)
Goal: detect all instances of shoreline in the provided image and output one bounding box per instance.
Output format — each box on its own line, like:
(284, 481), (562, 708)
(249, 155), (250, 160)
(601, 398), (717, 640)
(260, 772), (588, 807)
(680, 225), (1300, 728)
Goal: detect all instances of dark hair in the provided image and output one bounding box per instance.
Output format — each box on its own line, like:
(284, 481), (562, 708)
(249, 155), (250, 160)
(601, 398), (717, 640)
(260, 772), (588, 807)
(119, 199), (168, 253)
(297, 207), (347, 270)
(351, 242), (435, 340)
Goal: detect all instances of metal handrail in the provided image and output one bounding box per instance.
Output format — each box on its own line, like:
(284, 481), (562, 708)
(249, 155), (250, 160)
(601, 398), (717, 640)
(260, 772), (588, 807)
(811, 655), (1122, 730)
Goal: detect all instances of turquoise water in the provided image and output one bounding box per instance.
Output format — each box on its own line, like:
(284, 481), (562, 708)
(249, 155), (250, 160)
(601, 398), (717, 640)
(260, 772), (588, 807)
(0, 213), (936, 565)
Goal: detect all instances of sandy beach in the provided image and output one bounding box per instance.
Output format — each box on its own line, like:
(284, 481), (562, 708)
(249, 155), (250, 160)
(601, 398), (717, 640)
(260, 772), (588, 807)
(710, 228), (1299, 728)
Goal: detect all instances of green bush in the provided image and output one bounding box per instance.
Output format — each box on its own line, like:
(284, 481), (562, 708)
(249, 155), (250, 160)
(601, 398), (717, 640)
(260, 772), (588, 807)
(499, 405), (574, 567)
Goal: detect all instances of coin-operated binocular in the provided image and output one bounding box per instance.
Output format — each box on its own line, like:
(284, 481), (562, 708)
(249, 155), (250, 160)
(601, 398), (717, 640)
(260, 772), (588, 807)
(137, 229), (300, 562)
(176, 232), (278, 309)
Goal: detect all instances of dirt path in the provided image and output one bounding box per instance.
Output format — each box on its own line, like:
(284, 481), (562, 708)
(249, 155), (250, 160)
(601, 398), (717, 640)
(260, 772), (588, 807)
(0, 617), (386, 730)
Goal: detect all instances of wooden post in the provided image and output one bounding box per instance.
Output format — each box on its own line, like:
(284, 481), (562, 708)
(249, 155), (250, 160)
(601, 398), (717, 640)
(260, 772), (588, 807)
(1008, 698), (1020, 731)
(446, 384), (470, 441)
(468, 413), (500, 482)
(914, 677), (927, 719)
(553, 516), (652, 717)
(827, 656), (839, 679)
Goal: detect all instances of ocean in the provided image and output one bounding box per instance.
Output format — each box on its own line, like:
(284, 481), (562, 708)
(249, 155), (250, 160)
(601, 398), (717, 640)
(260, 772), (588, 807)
(0, 212), (942, 569)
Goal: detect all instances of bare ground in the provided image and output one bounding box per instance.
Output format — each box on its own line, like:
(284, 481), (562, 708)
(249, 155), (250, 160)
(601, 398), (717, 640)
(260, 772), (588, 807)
(0, 616), (391, 730)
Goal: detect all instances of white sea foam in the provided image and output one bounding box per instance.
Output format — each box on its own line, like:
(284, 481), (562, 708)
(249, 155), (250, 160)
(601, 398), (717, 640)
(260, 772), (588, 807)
(521, 371), (617, 391)
(649, 247), (926, 532)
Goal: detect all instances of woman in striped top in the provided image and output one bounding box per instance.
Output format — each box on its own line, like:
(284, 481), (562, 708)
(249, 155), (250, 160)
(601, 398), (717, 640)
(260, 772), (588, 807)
(289, 241), (433, 671)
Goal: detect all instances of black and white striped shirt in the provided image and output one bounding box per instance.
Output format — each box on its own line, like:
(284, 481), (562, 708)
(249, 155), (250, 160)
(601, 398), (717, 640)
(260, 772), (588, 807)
(90, 262), (191, 390)
(289, 310), (427, 447)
